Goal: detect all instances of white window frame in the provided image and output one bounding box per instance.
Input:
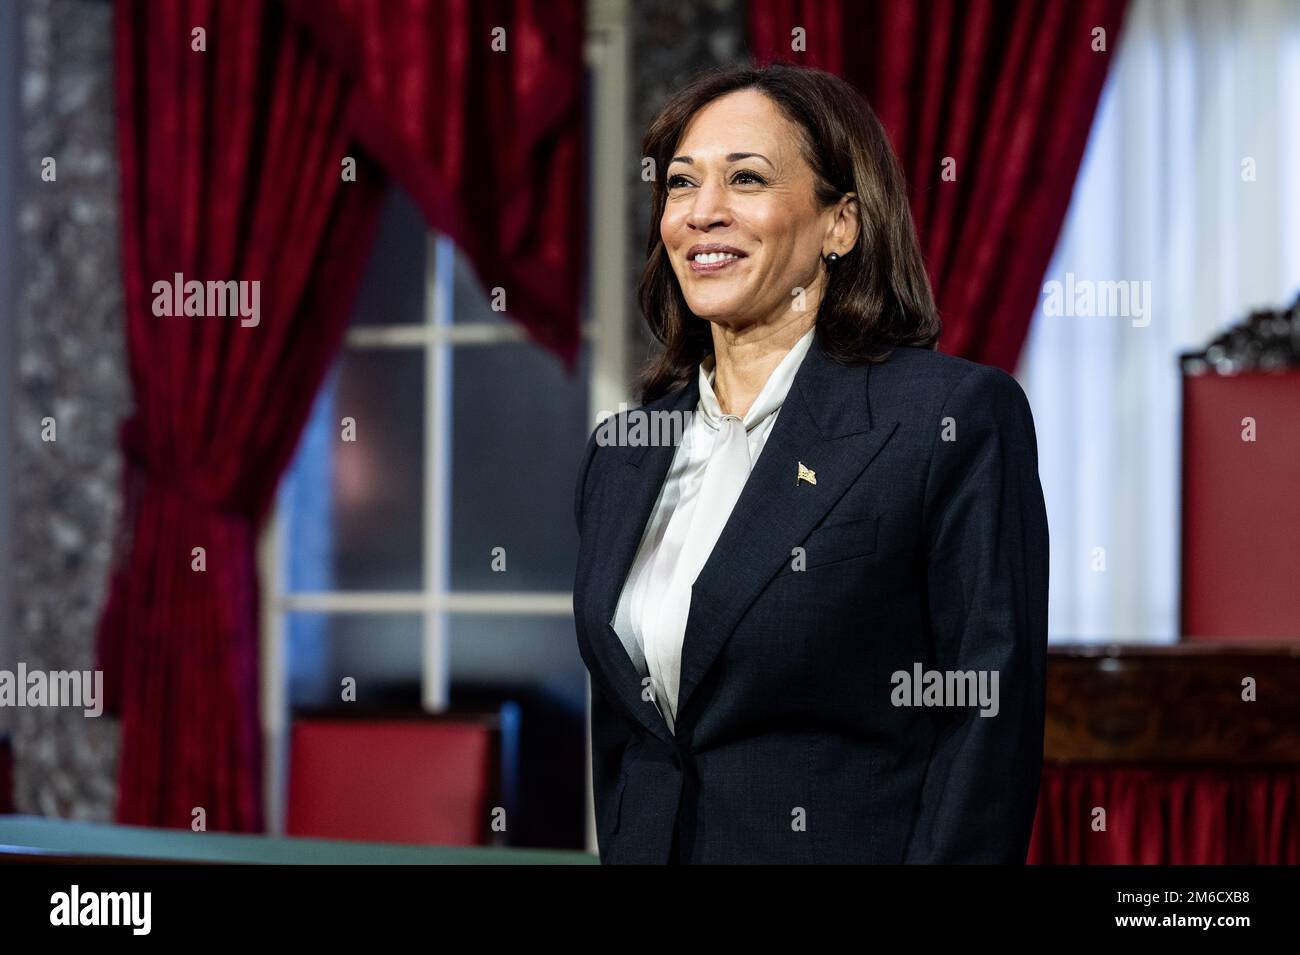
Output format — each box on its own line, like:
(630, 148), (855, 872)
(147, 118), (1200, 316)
(258, 0), (631, 848)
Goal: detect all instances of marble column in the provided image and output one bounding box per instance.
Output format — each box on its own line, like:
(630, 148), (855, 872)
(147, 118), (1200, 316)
(12, 0), (127, 820)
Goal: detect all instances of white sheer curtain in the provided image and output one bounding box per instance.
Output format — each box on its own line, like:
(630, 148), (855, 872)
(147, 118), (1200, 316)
(1017, 0), (1300, 643)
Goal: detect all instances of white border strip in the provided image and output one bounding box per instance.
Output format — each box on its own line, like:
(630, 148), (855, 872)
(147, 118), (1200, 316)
(345, 322), (599, 349)
(275, 591), (575, 615)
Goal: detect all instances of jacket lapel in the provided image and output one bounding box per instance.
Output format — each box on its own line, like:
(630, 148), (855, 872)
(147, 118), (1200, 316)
(583, 376), (700, 744)
(582, 334), (898, 742)
(675, 336), (898, 728)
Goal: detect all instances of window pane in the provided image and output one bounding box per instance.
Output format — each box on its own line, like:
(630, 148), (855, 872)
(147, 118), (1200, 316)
(288, 612), (586, 714)
(448, 613), (587, 709)
(286, 613), (422, 710)
(448, 341), (590, 591)
(281, 347), (425, 592)
(351, 186), (426, 327)
(333, 349), (425, 588)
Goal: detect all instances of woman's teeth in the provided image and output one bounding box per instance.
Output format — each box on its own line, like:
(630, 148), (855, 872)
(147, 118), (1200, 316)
(694, 252), (739, 264)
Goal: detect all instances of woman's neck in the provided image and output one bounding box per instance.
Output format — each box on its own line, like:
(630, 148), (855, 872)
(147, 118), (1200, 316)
(708, 314), (815, 418)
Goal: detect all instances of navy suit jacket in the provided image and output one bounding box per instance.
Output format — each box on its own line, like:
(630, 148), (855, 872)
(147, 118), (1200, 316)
(572, 335), (1049, 864)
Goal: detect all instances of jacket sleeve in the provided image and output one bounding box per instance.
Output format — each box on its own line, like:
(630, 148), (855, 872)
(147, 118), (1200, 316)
(572, 422), (629, 859)
(903, 363), (1050, 864)
(574, 422), (603, 531)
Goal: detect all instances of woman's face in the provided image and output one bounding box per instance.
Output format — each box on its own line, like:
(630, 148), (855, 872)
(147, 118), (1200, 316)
(660, 88), (844, 332)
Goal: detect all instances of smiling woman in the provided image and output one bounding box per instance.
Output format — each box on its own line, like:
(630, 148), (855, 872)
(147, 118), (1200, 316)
(637, 64), (941, 405)
(573, 63), (1049, 865)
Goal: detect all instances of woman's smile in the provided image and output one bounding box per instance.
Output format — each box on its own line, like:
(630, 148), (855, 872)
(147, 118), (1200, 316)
(686, 254), (748, 272)
(686, 243), (749, 274)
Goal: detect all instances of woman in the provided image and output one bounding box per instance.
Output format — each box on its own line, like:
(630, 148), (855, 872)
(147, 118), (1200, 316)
(572, 64), (1049, 864)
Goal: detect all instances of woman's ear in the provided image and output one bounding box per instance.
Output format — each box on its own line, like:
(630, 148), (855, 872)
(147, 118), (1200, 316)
(826, 191), (861, 256)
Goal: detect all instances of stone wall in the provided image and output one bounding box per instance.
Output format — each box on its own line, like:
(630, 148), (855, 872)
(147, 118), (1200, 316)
(627, 0), (746, 380)
(12, 0), (127, 819)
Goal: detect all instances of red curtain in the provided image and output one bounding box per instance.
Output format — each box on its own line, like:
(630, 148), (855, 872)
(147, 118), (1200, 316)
(1029, 765), (1300, 864)
(749, 0), (1127, 371)
(103, 0), (586, 830)
(284, 0), (586, 365)
(101, 0), (387, 830)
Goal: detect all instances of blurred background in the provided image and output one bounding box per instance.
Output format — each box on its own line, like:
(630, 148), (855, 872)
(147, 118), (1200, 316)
(0, 0), (1297, 863)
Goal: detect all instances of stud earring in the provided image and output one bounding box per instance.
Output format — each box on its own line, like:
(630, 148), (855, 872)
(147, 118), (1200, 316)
(825, 251), (840, 265)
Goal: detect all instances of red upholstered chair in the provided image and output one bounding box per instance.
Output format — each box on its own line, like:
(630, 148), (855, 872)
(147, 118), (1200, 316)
(1181, 369), (1300, 642)
(287, 713), (502, 846)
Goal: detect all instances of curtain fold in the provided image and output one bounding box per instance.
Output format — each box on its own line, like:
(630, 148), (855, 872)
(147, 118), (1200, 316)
(282, 0), (587, 365)
(1029, 765), (1300, 864)
(749, 0), (1128, 371)
(101, 0), (386, 830)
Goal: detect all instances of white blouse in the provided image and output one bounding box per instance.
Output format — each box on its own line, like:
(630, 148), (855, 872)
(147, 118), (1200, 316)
(610, 327), (816, 733)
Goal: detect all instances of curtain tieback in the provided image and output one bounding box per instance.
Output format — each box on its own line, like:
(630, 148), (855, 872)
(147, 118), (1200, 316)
(118, 424), (254, 524)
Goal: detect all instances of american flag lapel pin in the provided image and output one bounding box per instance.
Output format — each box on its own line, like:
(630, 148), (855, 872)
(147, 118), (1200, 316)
(797, 461), (817, 486)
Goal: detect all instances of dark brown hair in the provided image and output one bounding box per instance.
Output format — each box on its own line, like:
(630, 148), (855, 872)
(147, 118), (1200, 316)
(636, 63), (941, 404)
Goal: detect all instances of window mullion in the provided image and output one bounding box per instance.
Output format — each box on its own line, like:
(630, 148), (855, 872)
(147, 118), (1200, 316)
(422, 234), (455, 712)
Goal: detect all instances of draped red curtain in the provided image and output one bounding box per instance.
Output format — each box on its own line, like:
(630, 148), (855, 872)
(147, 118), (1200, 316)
(1029, 765), (1300, 864)
(283, 0), (586, 364)
(102, 0), (585, 830)
(101, 0), (387, 830)
(749, 0), (1128, 371)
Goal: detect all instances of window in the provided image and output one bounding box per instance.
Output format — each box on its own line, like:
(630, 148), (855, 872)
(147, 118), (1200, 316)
(259, 4), (632, 851)
(261, 188), (602, 848)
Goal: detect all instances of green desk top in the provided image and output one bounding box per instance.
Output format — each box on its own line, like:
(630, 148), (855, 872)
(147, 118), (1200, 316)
(0, 816), (596, 865)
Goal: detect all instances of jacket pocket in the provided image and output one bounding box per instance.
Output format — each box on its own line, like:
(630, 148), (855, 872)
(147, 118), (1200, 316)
(609, 770), (628, 835)
(599, 770), (629, 864)
(778, 513), (879, 576)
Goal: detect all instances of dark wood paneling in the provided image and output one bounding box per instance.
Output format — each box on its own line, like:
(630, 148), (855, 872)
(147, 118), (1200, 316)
(1046, 643), (1300, 763)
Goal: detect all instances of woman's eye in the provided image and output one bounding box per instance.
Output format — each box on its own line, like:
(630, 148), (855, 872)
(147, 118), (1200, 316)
(665, 170), (764, 188)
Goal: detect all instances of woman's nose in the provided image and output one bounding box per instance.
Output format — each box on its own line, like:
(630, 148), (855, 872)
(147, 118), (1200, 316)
(685, 179), (731, 231)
